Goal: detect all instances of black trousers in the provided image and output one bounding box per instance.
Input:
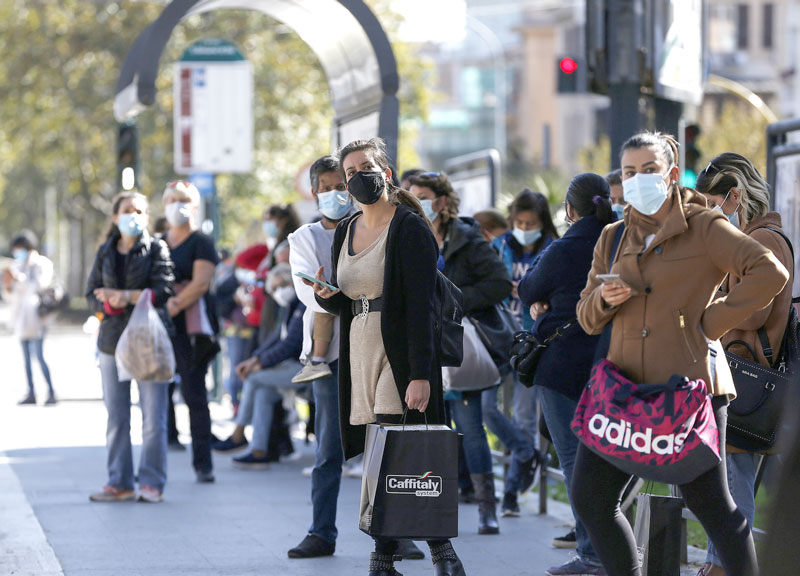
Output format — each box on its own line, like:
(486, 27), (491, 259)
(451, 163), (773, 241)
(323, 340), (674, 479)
(571, 396), (758, 576)
(373, 414), (449, 556)
(172, 331), (213, 474)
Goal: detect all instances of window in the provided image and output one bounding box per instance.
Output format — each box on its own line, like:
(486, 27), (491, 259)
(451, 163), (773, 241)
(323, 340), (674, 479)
(763, 3), (774, 49)
(737, 4), (749, 49)
(709, 4), (737, 54)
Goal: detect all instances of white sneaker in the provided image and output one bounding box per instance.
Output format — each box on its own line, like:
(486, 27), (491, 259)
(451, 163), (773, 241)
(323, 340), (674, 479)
(292, 362), (333, 383)
(302, 465), (314, 477)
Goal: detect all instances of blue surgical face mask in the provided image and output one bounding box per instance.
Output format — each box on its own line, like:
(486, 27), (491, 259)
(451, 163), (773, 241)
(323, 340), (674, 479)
(419, 198), (439, 222)
(711, 190), (741, 229)
(612, 203), (625, 221)
(317, 189), (352, 221)
(118, 213), (146, 237)
(263, 220), (279, 239)
(622, 173), (671, 216)
(512, 227), (542, 247)
(12, 248), (29, 261)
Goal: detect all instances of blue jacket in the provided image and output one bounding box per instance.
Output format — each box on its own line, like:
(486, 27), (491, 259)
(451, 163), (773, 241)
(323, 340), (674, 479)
(493, 231), (554, 330)
(254, 296), (305, 369)
(517, 215), (604, 400)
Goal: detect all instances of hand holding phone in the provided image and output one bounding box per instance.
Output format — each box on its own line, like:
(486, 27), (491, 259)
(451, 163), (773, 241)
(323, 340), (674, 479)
(597, 273), (630, 288)
(295, 271), (338, 291)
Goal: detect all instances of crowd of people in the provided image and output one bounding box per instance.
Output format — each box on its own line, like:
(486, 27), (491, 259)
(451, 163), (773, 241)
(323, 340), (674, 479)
(4, 129), (793, 576)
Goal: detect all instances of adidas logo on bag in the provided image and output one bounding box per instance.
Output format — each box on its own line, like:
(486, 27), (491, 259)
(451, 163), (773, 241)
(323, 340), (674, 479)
(386, 472), (442, 497)
(588, 414), (689, 455)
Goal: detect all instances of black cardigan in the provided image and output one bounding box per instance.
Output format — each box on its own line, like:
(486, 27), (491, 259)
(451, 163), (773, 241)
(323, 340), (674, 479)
(316, 204), (445, 459)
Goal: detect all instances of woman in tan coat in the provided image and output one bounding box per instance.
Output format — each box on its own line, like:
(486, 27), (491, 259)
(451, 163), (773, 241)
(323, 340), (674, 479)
(694, 153), (794, 576)
(571, 132), (789, 576)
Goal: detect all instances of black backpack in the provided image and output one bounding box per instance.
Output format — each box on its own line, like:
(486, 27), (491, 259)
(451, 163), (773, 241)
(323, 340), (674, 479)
(434, 270), (464, 367)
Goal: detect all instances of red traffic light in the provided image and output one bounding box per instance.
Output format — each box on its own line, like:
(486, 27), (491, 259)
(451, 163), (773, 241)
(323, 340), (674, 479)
(559, 57), (578, 75)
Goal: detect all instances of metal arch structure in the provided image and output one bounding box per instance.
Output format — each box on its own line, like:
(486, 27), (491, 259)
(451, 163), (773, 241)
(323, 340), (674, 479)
(114, 0), (400, 160)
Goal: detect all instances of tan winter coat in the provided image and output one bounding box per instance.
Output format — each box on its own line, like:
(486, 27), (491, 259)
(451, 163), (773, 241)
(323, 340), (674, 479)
(577, 188), (789, 398)
(721, 212), (794, 367)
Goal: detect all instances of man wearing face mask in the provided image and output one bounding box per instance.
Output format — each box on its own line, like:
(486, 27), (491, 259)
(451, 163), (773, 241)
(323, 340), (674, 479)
(219, 261), (306, 469)
(605, 169), (626, 221)
(283, 155), (350, 559)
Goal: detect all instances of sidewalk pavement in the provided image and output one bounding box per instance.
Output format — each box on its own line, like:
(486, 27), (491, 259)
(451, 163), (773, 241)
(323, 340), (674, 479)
(0, 319), (706, 575)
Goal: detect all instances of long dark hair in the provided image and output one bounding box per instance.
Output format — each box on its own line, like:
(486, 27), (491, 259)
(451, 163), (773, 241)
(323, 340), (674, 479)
(566, 173), (614, 225)
(409, 171), (460, 225)
(337, 138), (431, 227)
(508, 189), (559, 243)
(105, 191), (148, 241)
(266, 204), (300, 248)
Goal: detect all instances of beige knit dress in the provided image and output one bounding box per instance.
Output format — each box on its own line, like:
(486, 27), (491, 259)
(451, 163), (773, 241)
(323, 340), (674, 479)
(337, 219), (404, 425)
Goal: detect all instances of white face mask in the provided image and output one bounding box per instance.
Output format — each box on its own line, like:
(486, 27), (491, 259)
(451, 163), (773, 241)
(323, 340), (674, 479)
(271, 285), (295, 308)
(622, 173), (671, 216)
(165, 202), (192, 227)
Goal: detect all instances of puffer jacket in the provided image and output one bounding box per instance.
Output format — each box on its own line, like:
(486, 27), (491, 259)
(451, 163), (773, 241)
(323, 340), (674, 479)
(442, 217), (512, 314)
(577, 188), (789, 398)
(86, 231), (175, 355)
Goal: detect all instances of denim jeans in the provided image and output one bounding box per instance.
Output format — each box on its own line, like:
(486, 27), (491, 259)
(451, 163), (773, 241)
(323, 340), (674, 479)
(482, 381), (535, 494)
(513, 377), (540, 451)
(309, 364), (344, 543)
(224, 334), (254, 406)
(241, 361), (303, 452)
(447, 391), (493, 475)
(538, 385), (600, 566)
(21, 337), (54, 395)
(98, 352), (169, 492)
(706, 452), (758, 566)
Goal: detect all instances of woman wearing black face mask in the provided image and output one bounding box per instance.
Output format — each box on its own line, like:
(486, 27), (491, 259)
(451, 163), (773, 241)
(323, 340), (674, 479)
(307, 138), (467, 576)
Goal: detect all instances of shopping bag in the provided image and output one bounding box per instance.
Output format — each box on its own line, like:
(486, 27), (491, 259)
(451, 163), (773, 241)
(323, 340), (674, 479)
(359, 420), (459, 540)
(443, 318), (501, 392)
(633, 493), (683, 576)
(115, 289), (176, 383)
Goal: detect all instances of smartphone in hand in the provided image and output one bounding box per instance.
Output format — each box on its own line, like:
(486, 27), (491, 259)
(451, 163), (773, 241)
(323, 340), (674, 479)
(597, 273), (630, 289)
(294, 271), (338, 291)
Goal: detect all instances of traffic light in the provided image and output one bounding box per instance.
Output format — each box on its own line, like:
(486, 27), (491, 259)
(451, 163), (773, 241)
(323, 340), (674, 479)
(557, 56), (586, 93)
(117, 123), (138, 191)
(682, 123), (701, 187)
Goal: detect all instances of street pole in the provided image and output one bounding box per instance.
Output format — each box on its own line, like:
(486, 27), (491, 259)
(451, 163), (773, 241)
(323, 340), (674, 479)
(607, 0), (645, 167)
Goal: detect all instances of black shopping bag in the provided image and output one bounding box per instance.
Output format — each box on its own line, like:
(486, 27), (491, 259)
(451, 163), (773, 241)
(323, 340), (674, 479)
(359, 422), (459, 540)
(633, 493), (683, 576)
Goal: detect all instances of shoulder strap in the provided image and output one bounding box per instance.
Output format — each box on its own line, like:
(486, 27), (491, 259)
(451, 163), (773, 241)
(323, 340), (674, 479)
(608, 223), (625, 273)
(756, 226), (794, 260)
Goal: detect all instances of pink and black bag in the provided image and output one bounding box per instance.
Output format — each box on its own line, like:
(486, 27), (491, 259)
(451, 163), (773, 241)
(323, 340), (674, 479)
(572, 359), (721, 485)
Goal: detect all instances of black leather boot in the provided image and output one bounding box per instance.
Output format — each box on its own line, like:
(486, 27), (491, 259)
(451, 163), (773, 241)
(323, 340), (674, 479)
(430, 541), (466, 576)
(368, 552), (403, 576)
(471, 473), (500, 534)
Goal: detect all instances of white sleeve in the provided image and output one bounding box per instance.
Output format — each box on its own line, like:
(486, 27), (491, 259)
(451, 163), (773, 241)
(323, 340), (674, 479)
(288, 227), (329, 315)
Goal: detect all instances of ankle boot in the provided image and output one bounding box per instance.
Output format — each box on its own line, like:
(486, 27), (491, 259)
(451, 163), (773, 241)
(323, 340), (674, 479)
(471, 473), (499, 534)
(368, 552), (403, 576)
(430, 541), (467, 576)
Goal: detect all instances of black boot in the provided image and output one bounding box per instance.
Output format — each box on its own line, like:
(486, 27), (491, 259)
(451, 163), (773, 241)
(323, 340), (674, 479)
(430, 541), (466, 576)
(368, 552), (403, 576)
(471, 473), (499, 535)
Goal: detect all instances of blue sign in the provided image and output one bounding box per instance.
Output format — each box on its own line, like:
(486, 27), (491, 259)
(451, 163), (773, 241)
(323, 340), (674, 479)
(189, 173), (215, 198)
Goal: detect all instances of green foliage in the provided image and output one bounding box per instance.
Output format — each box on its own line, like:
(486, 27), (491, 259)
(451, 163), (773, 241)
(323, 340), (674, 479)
(697, 101), (769, 176)
(578, 134), (612, 177)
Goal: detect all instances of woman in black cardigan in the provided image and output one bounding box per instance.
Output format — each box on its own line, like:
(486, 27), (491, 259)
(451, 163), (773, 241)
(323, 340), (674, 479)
(309, 138), (466, 576)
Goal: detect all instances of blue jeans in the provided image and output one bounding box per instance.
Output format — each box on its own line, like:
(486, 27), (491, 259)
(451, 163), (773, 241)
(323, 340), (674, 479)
(21, 337), (54, 395)
(538, 386), (600, 566)
(482, 381), (535, 494)
(309, 365), (344, 543)
(514, 377), (540, 451)
(447, 391), (493, 475)
(224, 334), (253, 406)
(241, 361), (303, 452)
(706, 452), (758, 566)
(98, 353), (169, 492)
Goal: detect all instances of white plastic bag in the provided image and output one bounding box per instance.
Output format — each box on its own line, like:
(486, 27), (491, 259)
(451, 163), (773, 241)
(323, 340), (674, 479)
(115, 289), (176, 383)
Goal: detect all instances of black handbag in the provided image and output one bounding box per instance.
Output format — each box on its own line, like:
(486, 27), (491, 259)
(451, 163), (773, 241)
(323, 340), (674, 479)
(509, 319), (576, 387)
(434, 271), (464, 368)
(726, 336), (791, 452)
(469, 302), (519, 372)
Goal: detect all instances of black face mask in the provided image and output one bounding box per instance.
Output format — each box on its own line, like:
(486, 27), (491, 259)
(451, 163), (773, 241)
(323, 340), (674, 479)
(347, 171), (386, 205)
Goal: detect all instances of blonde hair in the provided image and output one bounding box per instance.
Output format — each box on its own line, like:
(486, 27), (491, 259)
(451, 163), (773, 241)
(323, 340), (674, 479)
(695, 153), (770, 226)
(163, 180), (201, 206)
